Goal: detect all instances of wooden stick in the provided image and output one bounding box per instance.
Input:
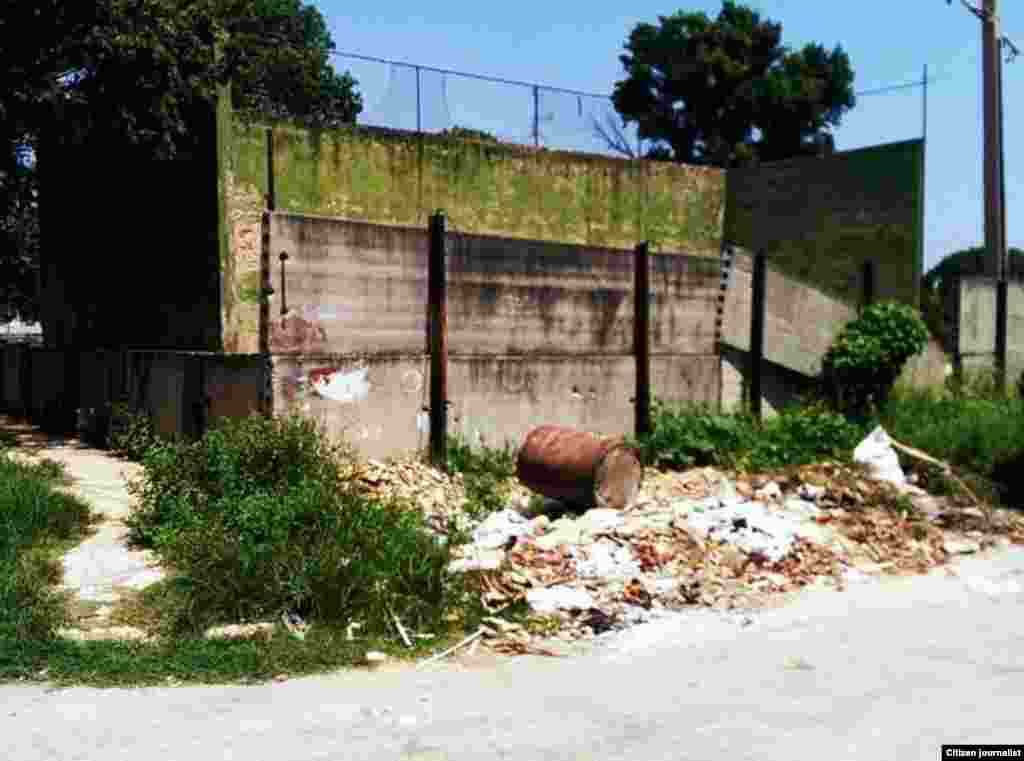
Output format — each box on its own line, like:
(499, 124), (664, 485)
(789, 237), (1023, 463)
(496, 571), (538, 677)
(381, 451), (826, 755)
(389, 607), (413, 649)
(415, 627), (485, 670)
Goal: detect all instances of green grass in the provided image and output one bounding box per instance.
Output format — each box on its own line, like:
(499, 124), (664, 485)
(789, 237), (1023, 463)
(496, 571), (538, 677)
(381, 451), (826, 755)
(0, 623), (470, 688)
(880, 383), (1024, 508)
(437, 432), (518, 520)
(0, 416), (491, 687)
(0, 453), (93, 641)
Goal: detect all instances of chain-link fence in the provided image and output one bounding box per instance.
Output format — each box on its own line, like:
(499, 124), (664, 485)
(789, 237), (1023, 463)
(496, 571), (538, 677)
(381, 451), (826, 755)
(332, 51), (934, 157)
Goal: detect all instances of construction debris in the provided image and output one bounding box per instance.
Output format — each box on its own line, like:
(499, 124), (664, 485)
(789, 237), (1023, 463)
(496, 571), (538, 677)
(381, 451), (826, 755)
(348, 443), (1024, 658)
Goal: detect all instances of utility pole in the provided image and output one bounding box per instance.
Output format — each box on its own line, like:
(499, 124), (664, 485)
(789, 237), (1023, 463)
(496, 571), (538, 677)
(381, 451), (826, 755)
(948, 0), (1019, 389)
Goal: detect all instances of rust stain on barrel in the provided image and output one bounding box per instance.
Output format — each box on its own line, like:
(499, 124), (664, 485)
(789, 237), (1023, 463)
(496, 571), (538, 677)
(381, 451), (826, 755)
(516, 425), (643, 510)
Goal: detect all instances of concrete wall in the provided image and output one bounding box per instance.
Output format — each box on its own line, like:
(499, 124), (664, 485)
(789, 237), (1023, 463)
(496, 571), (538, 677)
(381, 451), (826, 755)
(220, 116), (728, 355)
(952, 276), (1024, 382)
(1, 347), (264, 443)
(267, 212), (721, 459)
(720, 248), (858, 379)
(724, 140), (924, 310)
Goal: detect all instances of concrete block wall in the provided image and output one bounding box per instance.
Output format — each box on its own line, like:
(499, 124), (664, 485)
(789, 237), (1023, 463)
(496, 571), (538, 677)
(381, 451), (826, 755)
(951, 276), (1024, 383)
(0, 347), (264, 444)
(268, 212), (722, 460)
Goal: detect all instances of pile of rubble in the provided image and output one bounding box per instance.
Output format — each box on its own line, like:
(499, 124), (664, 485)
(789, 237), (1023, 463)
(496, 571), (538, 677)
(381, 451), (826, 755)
(347, 435), (1024, 658)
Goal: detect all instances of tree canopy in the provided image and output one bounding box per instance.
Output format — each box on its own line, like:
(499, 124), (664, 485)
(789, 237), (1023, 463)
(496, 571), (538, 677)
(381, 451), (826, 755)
(0, 0), (361, 321)
(610, 1), (855, 167)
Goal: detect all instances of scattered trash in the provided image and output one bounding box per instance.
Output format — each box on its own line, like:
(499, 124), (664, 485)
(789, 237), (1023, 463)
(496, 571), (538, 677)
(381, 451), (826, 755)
(364, 651), (388, 668)
(346, 621), (363, 641)
(472, 509), (533, 550)
(853, 426), (906, 486)
(280, 611), (309, 641)
(415, 628), (486, 670)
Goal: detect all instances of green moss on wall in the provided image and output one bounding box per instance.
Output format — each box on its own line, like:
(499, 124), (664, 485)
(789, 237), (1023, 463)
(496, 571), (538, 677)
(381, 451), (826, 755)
(227, 119), (726, 255)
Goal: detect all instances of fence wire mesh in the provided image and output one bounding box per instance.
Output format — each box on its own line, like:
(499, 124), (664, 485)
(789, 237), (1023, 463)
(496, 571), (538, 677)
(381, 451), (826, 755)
(333, 52), (935, 158)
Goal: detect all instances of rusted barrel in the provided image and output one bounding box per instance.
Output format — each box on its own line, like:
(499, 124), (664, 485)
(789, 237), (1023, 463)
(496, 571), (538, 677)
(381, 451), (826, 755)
(516, 425), (643, 511)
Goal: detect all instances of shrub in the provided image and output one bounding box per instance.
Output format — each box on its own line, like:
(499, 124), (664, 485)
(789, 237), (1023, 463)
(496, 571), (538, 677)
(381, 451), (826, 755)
(821, 301), (929, 418)
(107, 401), (161, 461)
(126, 414), (462, 634)
(630, 400), (867, 473)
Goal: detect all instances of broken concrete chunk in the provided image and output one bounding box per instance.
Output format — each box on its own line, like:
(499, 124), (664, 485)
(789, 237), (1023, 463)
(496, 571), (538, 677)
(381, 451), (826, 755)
(797, 483), (827, 501)
(572, 541), (642, 581)
(713, 478), (743, 507)
(943, 538), (981, 555)
(754, 482), (782, 502)
(526, 585), (595, 613)
(447, 547), (506, 573)
(472, 509), (533, 549)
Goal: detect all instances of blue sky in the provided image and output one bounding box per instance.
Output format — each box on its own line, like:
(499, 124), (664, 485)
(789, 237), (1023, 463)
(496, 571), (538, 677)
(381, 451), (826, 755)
(319, 0), (1022, 274)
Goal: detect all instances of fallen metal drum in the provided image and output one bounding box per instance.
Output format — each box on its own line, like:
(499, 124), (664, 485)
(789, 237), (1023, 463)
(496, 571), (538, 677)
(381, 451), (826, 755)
(516, 425), (643, 511)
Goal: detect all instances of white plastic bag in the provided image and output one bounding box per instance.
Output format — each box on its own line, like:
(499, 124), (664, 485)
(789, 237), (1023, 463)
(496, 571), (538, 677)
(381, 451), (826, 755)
(853, 426), (906, 486)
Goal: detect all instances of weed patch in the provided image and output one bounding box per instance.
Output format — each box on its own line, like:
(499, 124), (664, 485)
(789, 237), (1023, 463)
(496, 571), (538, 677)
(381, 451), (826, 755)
(125, 414), (471, 637)
(0, 454), (93, 640)
(629, 400), (868, 474)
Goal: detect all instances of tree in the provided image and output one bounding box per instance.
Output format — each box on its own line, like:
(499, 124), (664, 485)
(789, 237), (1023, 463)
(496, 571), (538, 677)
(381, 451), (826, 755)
(609, 2), (855, 167)
(920, 246), (1024, 345)
(0, 0), (362, 321)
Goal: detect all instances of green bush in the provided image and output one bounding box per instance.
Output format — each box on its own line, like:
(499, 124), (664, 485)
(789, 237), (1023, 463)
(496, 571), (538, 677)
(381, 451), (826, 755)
(630, 400), (868, 473)
(126, 414), (463, 635)
(822, 301), (929, 418)
(107, 401), (161, 461)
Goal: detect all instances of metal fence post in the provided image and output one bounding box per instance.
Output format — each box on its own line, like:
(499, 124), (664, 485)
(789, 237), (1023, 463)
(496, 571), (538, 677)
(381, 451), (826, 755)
(634, 242), (652, 438)
(996, 277), (1008, 392)
(862, 260), (875, 313)
(750, 251), (767, 422)
(532, 85), (540, 148)
(428, 212), (449, 472)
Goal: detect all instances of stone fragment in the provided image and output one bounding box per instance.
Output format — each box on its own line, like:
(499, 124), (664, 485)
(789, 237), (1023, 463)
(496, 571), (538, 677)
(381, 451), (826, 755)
(472, 509), (533, 549)
(447, 548), (506, 573)
(526, 585), (595, 613)
(533, 518), (582, 550)
(797, 483), (826, 501)
(943, 538), (980, 555)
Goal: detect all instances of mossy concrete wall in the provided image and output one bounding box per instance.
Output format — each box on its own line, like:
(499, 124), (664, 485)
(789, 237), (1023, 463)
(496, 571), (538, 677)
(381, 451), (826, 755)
(725, 140), (925, 310)
(220, 118), (727, 353)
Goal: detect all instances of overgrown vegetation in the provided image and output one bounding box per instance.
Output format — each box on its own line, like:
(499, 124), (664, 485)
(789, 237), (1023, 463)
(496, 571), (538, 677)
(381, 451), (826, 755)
(879, 378), (1024, 508)
(0, 454), (92, 641)
(124, 414), (468, 636)
(630, 399), (868, 474)
(820, 301), (930, 419)
(105, 401), (161, 461)
(440, 432), (518, 520)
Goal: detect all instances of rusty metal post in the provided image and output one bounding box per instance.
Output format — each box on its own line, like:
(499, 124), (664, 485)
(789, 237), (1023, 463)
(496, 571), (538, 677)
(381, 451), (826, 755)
(428, 212), (448, 472)
(258, 127), (276, 418)
(750, 250), (767, 422)
(516, 425), (644, 511)
(862, 260), (875, 313)
(634, 241), (652, 438)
